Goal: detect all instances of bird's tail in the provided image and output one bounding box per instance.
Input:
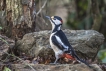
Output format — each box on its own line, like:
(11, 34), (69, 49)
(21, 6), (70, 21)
(72, 52), (91, 67)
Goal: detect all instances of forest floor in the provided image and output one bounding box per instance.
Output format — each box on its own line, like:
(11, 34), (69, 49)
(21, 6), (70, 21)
(0, 34), (106, 71)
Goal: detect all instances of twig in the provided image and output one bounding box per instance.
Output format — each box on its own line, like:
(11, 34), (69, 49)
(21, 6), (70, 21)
(4, 52), (36, 71)
(36, 0), (48, 15)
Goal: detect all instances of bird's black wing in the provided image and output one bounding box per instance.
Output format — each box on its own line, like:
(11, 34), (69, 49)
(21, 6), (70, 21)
(51, 30), (74, 52)
(51, 35), (65, 51)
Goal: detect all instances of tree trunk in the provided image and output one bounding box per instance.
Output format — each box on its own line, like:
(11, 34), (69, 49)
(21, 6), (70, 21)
(0, 0), (51, 40)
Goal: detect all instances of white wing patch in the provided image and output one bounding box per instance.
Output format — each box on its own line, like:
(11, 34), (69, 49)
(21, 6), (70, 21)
(55, 35), (69, 51)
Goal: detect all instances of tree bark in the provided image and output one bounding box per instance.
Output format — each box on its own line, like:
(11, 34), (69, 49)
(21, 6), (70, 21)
(0, 0), (50, 40)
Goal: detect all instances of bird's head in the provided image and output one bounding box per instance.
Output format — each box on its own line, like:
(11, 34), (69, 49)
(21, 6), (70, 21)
(46, 16), (63, 26)
(46, 16), (63, 32)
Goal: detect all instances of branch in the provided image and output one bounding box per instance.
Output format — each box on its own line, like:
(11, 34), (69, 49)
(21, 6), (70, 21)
(4, 52), (36, 71)
(36, 0), (48, 15)
(91, 0), (102, 31)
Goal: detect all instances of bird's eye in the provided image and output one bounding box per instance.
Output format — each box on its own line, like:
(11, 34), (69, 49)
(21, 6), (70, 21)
(53, 18), (56, 20)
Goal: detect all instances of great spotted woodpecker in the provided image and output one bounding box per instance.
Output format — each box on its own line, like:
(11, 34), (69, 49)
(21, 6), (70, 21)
(46, 16), (90, 67)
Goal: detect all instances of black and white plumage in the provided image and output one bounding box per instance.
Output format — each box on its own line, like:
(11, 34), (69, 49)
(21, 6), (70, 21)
(46, 16), (90, 67)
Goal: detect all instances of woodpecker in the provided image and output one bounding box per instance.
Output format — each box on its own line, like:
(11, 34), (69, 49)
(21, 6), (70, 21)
(46, 16), (90, 67)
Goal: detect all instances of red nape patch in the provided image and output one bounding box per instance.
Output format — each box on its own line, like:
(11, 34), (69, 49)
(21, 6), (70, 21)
(62, 53), (75, 60)
(61, 20), (63, 23)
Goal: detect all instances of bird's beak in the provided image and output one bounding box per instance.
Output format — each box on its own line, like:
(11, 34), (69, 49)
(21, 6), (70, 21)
(45, 16), (51, 20)
(45, 16), (54, 24)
